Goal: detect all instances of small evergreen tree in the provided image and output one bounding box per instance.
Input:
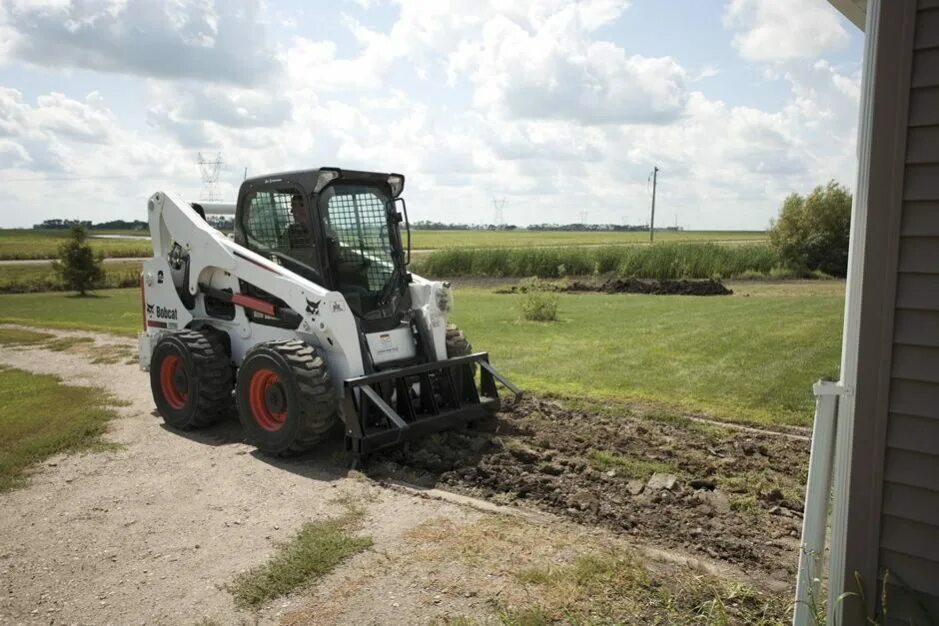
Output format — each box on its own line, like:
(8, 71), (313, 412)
(770, 180), (852, 277)
(52, 225), (105, 296)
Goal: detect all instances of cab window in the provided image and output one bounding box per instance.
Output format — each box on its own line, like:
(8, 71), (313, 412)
(243, 189), (320, 278)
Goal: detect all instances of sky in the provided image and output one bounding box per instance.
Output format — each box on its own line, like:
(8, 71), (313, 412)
(0, 0), (864, 229)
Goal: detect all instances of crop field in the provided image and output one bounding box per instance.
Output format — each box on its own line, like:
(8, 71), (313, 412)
(413, 242), (787, 280)
(0, 228), (766, 260)
(0, 229), (151, 260)
(409, 229), (768, 249)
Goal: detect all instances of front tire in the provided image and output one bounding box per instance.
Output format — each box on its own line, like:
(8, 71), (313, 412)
(236, 340), (338, 455)
(445, 324), (476, 399)
(150, 329), (233, 430)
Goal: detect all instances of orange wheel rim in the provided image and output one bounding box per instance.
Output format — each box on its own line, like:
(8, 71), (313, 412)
(159, 354), (188, 410)
(249, 368), (287, 432)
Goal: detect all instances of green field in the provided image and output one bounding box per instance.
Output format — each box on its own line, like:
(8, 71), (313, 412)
(409, 229), (767, 250)
(0, 229), (151, 260)
(0, 228), (766, 260)
(0, 260), (142, 293)
(413, 242), (787, 279)
(0, 281), (843, 426)
(0, 289), (142, 334)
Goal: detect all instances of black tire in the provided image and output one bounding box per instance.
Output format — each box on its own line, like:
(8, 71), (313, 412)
(236, 340), (338, 455)
(445, 324), (472, 356)
(446, 324), (476, 400)
(150, 329), (234, 430)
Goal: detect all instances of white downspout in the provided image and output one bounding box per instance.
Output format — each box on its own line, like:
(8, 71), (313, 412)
(827, 1), (880, 624)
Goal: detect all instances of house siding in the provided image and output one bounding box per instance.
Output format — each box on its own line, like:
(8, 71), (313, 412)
(879, 1), (939, 622)
(840, 2), (939, 624)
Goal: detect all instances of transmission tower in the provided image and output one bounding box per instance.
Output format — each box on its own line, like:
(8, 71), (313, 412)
(196, 152), (224, 202)
(492, 197), (506, 226)
(579, 210), (588, 224)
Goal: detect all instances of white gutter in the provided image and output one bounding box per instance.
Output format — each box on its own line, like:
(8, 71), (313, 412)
(826, 0), (880, 623)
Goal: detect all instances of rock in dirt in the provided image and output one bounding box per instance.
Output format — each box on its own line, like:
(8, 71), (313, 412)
(508, 445), (541, 464)
(694, 490), (731, 514)
(626, 480), (645, 496)
(646, 473), (678, 492)
(570, 489), (600, 513)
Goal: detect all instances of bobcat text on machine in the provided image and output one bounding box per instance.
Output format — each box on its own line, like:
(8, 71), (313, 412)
(138, 167), (519, 455)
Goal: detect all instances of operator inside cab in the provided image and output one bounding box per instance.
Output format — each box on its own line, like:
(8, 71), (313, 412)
(283, 193), (319, 278)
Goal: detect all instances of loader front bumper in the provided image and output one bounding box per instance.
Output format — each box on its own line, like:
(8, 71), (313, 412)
(341, 352), (520, 455)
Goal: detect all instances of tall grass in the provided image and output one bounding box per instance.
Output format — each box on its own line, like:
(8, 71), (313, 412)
(413, 243), (782, 280)
(0, 262), (141, 294)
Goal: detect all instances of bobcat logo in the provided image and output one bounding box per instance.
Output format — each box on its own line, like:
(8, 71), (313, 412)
(306, 298), (321, 318)
(147, 303), (178, 320)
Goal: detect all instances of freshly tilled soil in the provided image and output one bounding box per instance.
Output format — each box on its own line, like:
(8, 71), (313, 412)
(369, 395), (809, 586)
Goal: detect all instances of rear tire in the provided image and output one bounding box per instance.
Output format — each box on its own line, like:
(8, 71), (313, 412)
(150, 329), (234, 430)
(236, 340), (338, 455)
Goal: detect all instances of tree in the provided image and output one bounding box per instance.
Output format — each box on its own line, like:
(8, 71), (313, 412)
(52, 225), (105, 296)
(770, 180), (852, 277)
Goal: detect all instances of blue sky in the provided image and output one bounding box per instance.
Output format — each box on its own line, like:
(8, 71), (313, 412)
(0, 0), (863, 229)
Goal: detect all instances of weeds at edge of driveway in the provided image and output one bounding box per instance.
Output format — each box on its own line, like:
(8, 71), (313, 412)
(228, 507), (373, 609)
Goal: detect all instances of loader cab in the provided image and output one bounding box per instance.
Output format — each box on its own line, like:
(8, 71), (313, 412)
(235, 168), (411, 328)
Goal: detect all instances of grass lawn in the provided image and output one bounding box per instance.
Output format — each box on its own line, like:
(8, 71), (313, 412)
(0, 229), (151, 260)
(449, 280), (844, 427)
(0, 289), (142, 335)
(0, 361), (118, 491)
(0, 281), (843, 427)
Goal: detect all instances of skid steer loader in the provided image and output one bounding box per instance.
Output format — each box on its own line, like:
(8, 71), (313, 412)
(138, 167), (519, 455)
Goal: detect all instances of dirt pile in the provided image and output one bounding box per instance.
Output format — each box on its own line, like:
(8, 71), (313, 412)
(564, 277), (733, 296)
(369, 396), (809, 584)
(496, 278), (733, 296)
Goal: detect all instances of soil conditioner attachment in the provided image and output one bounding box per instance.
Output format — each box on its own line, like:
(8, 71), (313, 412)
(137, 167), (519, 456)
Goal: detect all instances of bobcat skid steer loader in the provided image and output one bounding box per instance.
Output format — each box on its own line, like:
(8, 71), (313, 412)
(138, 167), (519, 455)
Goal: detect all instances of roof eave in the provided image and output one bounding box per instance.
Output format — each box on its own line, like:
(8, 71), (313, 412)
(828, 0), (867, 31)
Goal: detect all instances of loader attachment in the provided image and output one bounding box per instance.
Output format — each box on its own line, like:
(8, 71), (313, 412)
(341, 352), (520, 455)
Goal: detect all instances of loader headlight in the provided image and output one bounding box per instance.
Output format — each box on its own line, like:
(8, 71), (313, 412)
(314, 168), (340, 192)
(387, 174), (405, 197)
(434, 283), (451, 313)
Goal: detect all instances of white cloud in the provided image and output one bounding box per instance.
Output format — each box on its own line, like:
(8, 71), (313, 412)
(456, 15), (688, 124)
(0, 0), (863, 230)
(0, 0), (278, 85)
(724, 0), (849, 62)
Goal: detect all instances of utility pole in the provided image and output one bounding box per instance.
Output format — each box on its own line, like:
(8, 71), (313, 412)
(649, 166), (659, 243)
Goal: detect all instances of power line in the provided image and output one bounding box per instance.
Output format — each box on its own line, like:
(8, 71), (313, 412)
(649, 165), (659, 243)
(196, 152), (224, 202)
(492, 196), (505, 226)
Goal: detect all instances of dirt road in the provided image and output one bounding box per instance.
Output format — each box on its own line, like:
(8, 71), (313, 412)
(0, 327), (801, 625)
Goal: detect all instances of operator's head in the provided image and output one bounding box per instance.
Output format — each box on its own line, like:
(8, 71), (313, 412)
(290, 194), (305, 223)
